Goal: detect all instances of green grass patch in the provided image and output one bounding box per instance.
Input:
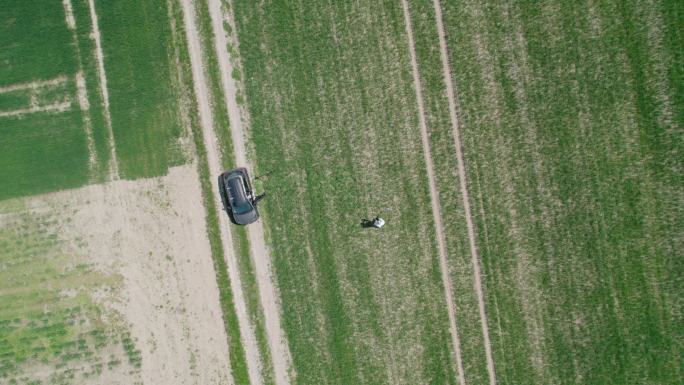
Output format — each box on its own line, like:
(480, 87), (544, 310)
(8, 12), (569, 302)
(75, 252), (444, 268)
(95, 0), (187, 179)
(0, 111), (90, 201)
(0, 0), (96, 200)
(432, 0), (684, 384)
(0, 0), (76, 83)
(0, 90), (31, 111)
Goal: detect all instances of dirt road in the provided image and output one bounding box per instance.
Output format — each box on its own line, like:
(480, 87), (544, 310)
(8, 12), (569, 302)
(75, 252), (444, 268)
(400, 1), (467, 384)
(431, 1), (497, 383)
(206, 0), (293, 383)
(179, 1), (264, 384)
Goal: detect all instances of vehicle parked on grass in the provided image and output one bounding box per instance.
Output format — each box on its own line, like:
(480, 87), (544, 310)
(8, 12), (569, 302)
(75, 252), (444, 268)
(218, 167), (264, 225)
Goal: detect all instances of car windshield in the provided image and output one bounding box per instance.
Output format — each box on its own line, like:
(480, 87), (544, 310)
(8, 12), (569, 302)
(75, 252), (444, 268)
(227, 176), (252, 215)
(233, 202), (252, 215)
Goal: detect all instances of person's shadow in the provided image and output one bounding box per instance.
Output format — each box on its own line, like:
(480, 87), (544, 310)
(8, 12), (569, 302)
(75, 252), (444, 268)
(360, 218), (375, 228)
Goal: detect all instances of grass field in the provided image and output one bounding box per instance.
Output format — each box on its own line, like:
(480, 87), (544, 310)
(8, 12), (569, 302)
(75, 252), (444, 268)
(232, 1), (459, 383)
(0, 1), (91, 200)
(2, 0), (681, 383)
(96, 0), (189, 179)
(410, 0), (683, 384)
(229, 0), (682, 384)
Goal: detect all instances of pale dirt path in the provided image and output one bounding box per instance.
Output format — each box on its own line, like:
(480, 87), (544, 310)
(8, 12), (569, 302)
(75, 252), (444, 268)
(431, 1), (498, 384)
(206, 0), (293, 383)
(0, 100), (71, 117)
(179, 0), (263, 384)
(400, 1), (466, 384)
(0, 75), (68, 93)
(87, 0), (119, 180)
(62, 0), (76, 29)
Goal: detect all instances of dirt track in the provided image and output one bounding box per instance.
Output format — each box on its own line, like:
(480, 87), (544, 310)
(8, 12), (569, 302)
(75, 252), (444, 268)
(400, 1), (467, 384)
(179, 1), (263, 384)
(431, 1), (498, 384)
(205, 0), (293, 383)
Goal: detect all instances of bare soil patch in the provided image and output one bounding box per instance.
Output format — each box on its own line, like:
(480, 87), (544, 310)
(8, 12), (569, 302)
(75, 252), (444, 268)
(62, 165), (232, 385)
(5, 164), (232, 385)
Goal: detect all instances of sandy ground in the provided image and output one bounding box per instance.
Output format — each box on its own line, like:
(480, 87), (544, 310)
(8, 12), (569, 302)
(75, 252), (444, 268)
(400, 1), (467, 384)
(206, 0), (293, 383)
(178, 0), (264, 384)
(86, 0), (119, 179)
(431, 1), (498, 384)
(62, 0), (76, 30)
(17, 164), (233, 385)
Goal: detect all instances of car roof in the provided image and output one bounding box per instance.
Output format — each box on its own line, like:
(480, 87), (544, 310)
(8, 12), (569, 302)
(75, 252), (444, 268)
(227, 175), (250, 206)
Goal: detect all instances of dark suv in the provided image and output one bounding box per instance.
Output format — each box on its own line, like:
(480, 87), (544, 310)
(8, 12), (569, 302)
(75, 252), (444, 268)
(218, 168), (262, 225)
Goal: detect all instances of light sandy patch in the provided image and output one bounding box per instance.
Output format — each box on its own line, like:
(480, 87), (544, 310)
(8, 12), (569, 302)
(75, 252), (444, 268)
(400, 1), (466, 384)
(0, 76), (68, 94)
(40, 164), (234, 385)
(179, 0), (263, 384)
(431, 1), (498, 383)
(75, 70), (97, 168)
(62, 0), (76, 30)
(87, 0), (119, 179)
(74, 71), (91, 111)
(207, 0), (293, 383)
(0, 99), (71, 118)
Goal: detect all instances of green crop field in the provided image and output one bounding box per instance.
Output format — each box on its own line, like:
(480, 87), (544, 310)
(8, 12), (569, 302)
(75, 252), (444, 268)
(96, 0), (188, 179)
(2, 0), (681, 383)
(231, 1), (459, 383)
(430, 0), (682, 383)
(0, 1), (91, 200)
(229, 0), (682, 384)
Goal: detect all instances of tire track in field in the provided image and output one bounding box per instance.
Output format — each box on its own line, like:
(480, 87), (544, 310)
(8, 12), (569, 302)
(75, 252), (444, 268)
(206, 1), (293, 383)
(87, 0), (119, 180)
(63, 0), (98, 175)
(0, 100), (71, 118)
(400, 1), (466, 384)
(431, 1), (497, 384)
(179, 1), (262, 384)
(0, 76), (68, 93)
